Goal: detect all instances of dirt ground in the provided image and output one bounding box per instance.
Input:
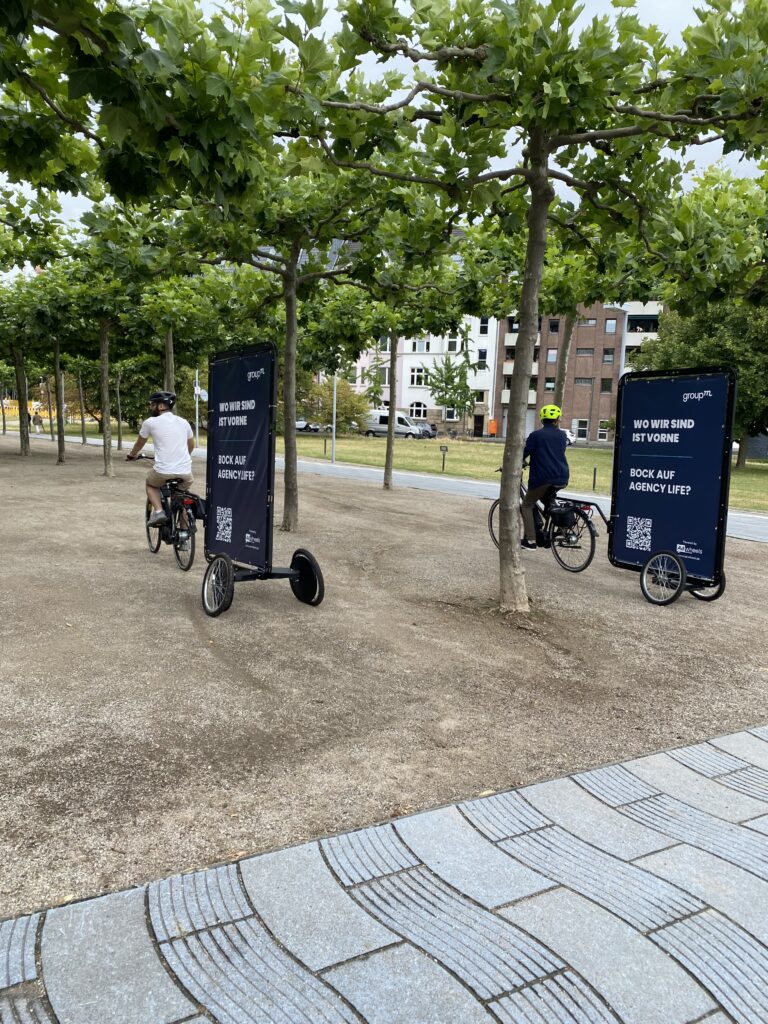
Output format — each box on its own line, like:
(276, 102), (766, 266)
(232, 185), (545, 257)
(1, 434), (767, 919)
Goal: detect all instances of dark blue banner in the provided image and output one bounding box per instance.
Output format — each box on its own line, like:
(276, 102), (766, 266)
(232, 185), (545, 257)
(205, 345), (276, 571)
(609, 369), (736, 582)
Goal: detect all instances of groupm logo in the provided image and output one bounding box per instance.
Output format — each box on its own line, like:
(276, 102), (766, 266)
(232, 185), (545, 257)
(682, 389), (712, 402)
(247, 368), (265, 382)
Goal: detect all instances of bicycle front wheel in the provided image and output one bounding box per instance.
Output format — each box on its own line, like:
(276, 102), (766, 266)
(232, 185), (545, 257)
(145, 501), (161, 553)
(488, 499), (500, 549)
(173, 507), (195, 571)
(548, 508), (596, 572)
(640, 551), (687, 606)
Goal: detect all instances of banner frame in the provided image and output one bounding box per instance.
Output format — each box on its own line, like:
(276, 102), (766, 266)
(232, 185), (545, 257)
(608, 365), (737, 585)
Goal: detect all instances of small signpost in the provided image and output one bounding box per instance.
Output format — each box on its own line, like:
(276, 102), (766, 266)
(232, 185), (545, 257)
(609, 367), (736, 605)
(440, 444), (448, 472)
(200, 342), (324, 616)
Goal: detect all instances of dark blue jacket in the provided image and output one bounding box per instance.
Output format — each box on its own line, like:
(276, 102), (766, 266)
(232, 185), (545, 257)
(524, 423), (570, 489)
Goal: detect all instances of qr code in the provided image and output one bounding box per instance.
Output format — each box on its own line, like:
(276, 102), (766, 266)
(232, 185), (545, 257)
(215, 506), (232, 543)
(626, 515), (652, 551)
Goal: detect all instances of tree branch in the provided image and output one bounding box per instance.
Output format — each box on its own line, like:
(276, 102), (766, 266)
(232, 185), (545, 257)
(17, 72), (103, 146)
(316, 135), (455, 192)
(358, 27), (487, 64)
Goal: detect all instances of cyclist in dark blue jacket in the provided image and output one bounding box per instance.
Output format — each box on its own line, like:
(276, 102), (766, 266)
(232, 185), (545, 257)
(521, 405), (570, 549)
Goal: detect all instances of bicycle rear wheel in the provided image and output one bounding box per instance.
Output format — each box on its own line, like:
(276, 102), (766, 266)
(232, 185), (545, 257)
(173, 506), (195, 571)
(640, 551), (687, 606)
(548, 508), (596, 572)
(488, 499), (500, 549)
(145, 501), (161, 553)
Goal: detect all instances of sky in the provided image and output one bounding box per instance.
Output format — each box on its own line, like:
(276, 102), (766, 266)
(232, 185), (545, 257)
(50, 0), (756, 222)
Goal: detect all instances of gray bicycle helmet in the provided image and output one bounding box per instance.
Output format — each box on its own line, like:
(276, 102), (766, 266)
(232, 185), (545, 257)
(148, 390), (177, 408)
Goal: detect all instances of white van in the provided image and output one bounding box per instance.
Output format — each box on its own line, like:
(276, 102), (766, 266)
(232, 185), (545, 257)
(364, 410), (422, 439)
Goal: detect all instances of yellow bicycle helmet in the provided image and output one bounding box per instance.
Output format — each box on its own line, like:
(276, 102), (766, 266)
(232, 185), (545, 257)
(539, 404), (562, 421)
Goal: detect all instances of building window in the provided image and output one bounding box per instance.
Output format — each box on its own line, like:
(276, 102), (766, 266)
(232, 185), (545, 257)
(379, 366), (390, 386)
(529, 376), (538, 391)
(507, 317), (519, 332)
(379, 337), (391, 353)
(605, 318), (617, 334)
(578, 318), (597, 327)
(505, 347), (515, 359)
(410, 402), (427, 419)
(445, 407), (458, 421)
(479, 317), (489, 335)
(411, 339), (431, 353)
(410, 367), (429, 386)
(547, 348), (557, 363)
(474, 391), (484, 403)
(477, 348), (487, 369)
(575, 419), (589, 439)
(603, 348), (615, 363)
(601, 378), (612, 394)
(345, 367), (357, 384)
(575, 377), (592, 386)
(447, 336), (458, 352)
(598, 419), (610, 441)
(549, 319), (560, 334)
(576, 347), (594, 357)
(544, 377), (555, 392)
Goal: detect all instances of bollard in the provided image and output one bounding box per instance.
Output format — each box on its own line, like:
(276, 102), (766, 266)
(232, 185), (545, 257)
(592, 466), (597, 491)
(323, 434), (327, 456)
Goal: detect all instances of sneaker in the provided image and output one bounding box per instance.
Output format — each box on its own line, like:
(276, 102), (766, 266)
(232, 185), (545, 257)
(148, 509), (168, 526)
(521, 538), (538, 550)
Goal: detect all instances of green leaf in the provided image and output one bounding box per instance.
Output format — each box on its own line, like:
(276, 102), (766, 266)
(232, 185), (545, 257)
(100, 106), (138, 148)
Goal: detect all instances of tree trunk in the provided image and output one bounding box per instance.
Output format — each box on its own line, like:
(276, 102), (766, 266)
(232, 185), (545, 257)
(78, 371), (87, 445)
(553, 314), (575, 409)
(498, 130), (554, 614)
(99, 318), (114, 478)
(1, 389), (6, 434)
(281, 250), (300, 531)
(116, 368), (123, 451)
(164, 326), (175, 393)
(736, 436), (748, 470)
(383, 332), (398, 490)
(54, 340), (66, 464)
(12, 348), (30, 456)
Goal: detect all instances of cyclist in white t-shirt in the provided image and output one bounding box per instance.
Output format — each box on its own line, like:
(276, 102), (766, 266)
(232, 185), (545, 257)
(126, 391), (194, 526)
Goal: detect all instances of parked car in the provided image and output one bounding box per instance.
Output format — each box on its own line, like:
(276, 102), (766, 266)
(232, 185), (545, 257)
(420, 422), (438, 439)
(296, 419), (319, 432)
(364, 410), (423, 438)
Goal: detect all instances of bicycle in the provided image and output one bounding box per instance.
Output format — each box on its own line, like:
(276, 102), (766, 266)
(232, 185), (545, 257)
(127, 455), (205, 572)
(488, 466), (602, 573)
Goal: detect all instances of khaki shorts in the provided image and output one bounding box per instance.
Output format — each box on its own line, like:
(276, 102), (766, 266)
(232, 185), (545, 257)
(146, 468), (194, 490)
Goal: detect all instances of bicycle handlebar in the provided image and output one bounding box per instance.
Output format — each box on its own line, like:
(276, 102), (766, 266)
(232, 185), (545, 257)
(126, 453), (153, 461)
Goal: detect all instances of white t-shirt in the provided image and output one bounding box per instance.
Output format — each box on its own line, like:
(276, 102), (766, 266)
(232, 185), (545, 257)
(139, 412), (193, 474)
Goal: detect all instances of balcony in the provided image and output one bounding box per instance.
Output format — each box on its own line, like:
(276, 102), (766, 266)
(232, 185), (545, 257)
(505, 332), (540, 346)
(503, 361), (538, 375)
(625, 331), (658, 346)
(500, 389), (538, 406)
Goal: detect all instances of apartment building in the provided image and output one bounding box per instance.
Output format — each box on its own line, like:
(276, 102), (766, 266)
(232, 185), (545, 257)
(350, 316), (499, 435)
(492, 301), (661, 443)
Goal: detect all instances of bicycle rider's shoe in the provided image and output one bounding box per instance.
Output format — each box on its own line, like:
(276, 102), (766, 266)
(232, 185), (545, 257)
(148, 509), (168, 526)
(521, 538), (538, 550)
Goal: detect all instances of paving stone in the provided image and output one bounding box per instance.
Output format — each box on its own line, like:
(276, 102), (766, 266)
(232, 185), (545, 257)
(711, 731), (768, 771)
(636, 845), (768, 946)
(350, 865), (563, 999)
(520, 778), (675, 860)
(501, 889), (716, 1024)
(668, 742), (747, 777)
(325, 942), (490, 1024)
(459, 790), (551, 840)
(572, 765), (659, 807)
(500, 826), (703, 931)
(491, 970), (621, 1024)
(744, 814), (768, 836)
(0, 914), (39, 989)
(0, 994), (56, 1023)
(239, 842), (397, 970)
(749, 725), (768, 742)
(42, 888), (195, 1024)
(623, 753), (768, 820)
(719, 766), (768, 803)
(321, 824), (420, 886)
(621, 794), (768, 880)
(653, 910), (768, 1024)
(160, 918), (358, 1024)
(395, 806), (554, 908)
(149, 865), (252, 942)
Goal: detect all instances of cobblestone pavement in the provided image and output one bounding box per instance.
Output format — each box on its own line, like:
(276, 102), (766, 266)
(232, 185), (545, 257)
(4, 727), (768, 1023)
